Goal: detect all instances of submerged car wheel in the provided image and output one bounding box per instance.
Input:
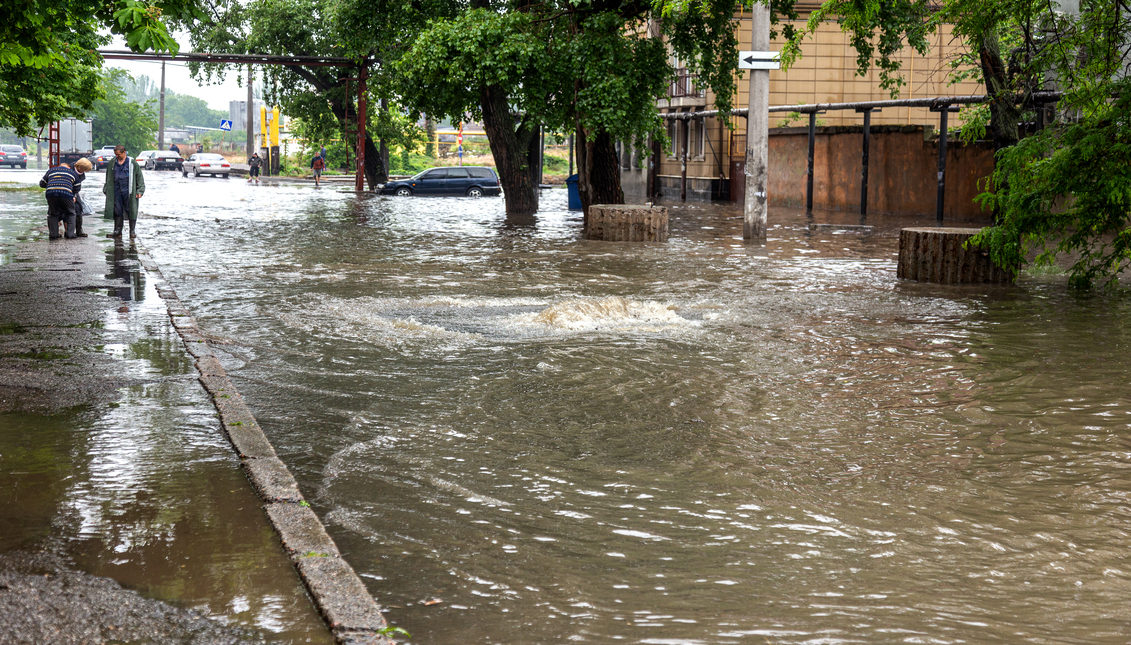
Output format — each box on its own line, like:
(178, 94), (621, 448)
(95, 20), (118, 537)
(193, 168), (201, 177)
(466, 186), (484, 198)
(395, 187), (412, 196)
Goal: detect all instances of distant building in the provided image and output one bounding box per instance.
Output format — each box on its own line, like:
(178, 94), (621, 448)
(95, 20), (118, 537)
(229, 100), (266, 133)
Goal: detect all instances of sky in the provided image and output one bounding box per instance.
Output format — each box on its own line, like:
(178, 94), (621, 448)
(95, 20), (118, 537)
(104, 32), (250, 111)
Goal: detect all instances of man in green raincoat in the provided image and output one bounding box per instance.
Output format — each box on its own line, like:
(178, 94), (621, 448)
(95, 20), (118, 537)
(103, 145), (145, 239)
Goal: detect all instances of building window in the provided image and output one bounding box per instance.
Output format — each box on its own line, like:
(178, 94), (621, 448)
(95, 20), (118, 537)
(667, 120), (678, 159)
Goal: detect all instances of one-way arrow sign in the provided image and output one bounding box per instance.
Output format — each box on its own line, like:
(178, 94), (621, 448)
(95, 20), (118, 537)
(739, 51), (781, 70)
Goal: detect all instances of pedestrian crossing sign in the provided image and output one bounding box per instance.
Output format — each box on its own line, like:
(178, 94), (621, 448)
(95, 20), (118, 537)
(219, 119), (233, 131)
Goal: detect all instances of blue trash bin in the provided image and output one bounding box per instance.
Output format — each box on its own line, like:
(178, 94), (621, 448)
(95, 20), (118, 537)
(565, 174), (582, 211)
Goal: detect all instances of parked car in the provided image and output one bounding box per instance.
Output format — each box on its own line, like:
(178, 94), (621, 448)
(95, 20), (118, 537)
(182, 153), (231, 178)
(138, 150), (184, 171)
(92, 146), (118, 170)
(380, 166), (501, 197)
(1, 145), (27, 168)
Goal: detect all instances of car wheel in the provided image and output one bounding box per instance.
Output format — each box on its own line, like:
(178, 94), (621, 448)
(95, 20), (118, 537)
(20, 164), (26, 169)
(395, 187), (412, 196)
(145, 160), (152, 170)
(193, 168), (201, 177)
(223, 174), (229, 179)
(466, 186), (484, 198)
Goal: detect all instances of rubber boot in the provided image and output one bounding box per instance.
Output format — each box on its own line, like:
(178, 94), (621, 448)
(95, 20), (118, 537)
(129, 219), (136, 239)
(108, 215), (123, 238)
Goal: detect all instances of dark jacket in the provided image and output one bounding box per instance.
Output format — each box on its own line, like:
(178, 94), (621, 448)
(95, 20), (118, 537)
(311, 155), (325, 170)
(248, 155), (262, 169)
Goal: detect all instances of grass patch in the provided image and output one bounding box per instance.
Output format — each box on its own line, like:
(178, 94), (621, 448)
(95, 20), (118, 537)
(0, 182), (43, 193)
(1022, 263), (1068, 277)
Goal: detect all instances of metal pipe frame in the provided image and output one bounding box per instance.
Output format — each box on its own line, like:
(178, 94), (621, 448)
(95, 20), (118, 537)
(660, 92), (1063, 121)
(805, 111), (816, 216)
(97, 49), (354, 67)
(859, 108), (872, 220)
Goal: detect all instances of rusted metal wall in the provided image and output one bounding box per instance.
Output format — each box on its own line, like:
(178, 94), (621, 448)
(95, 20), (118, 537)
(766, 125), (995, 218)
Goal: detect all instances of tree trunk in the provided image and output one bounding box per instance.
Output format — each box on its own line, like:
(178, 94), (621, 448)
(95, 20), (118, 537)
(979, 33), (1021, 223)
(980, 33), (1020, 154)
(479, 83), (539, 216)
(576, 127), (624, 224)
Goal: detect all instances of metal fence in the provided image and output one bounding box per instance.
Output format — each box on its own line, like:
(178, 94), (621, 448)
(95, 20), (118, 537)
(661, 92), (1062, 225)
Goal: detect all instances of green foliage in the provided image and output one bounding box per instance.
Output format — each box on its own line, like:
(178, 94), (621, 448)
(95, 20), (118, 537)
(396, 0), (748, 165)
(0, 0), (204, 136)
(164, 95), (228, 128)
(780, 0), (932, 97)
(775, 103), (827, 128)
(0, 30), (103, 136)
(183, 0), (424, 179)
(782, 0), (1131, 287)
(378, 626), (411, 640)
(973, 81), (1131, 289)
(91, 69), (159, 153)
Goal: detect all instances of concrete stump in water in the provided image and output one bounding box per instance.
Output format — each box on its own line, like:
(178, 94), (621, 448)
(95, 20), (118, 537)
(897, 227), (1015, 284)
(585, 204), (668, 242)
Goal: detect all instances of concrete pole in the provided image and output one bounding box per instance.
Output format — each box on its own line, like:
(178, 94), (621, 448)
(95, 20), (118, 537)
(743, 3), (770, 242)
(158, 61), (165, 149)
(246, 66), (254, 160)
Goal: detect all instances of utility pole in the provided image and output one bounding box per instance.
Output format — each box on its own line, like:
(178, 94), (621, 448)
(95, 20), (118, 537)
(743, 3), (771, 243)
(246, 65), (254, 160)
(158, 61), (166, 149)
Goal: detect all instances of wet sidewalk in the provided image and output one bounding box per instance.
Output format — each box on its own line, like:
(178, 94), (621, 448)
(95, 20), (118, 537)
(0, 205), (332, 643)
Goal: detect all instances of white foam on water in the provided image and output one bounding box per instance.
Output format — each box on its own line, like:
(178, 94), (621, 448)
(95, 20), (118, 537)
(510, 296), (697, 333)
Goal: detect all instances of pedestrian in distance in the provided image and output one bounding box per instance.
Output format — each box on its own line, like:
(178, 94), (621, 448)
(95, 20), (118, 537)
(170, 142), (180, 156)
(247, 152), (262, 184)
(103, 145), (145, 239)
(39, 162), (79, 240)
(72, 158), (92, 237)
(311, 152), (325, 187)
(320, 144), (327, 164)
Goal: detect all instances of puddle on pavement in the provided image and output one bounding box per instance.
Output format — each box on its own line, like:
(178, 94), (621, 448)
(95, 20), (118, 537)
(0, 192), (333, 644)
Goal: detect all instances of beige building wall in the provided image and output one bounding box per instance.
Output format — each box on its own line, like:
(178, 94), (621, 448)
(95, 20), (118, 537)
(642, 12), (986, 201)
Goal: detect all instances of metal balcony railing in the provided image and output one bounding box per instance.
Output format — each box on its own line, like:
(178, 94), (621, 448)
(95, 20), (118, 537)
(669, 70), (705, 99)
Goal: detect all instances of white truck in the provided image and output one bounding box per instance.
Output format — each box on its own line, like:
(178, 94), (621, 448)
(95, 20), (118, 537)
(53, 118), (94, 167)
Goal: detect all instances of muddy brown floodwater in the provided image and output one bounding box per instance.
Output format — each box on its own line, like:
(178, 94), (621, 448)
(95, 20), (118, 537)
(18, 167), (1131, 644)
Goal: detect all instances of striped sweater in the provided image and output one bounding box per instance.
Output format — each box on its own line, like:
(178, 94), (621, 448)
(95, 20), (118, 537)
(41, 166), (79, 199)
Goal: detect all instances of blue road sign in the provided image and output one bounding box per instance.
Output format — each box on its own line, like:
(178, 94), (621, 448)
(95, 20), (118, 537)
(219, 119), (233, 131)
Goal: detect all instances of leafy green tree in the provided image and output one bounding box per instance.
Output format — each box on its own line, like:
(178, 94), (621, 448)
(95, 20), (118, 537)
(179, 0), (425, 188)
(395, 0), (743, 216)
(92, 69), (160, 153)
(164, 94), (227, 128)
(0, 0), (203, 136)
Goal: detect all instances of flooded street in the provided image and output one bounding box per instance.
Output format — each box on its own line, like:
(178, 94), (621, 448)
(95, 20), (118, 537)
(12, 166), (1131, 644)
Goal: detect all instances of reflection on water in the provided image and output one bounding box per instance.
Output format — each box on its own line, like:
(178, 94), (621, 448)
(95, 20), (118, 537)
(106, 241), (146, 301)
(128, 171), (1131, 644)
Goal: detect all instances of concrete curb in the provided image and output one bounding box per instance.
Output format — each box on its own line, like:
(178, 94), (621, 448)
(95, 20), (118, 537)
(140, 252), (392, 645)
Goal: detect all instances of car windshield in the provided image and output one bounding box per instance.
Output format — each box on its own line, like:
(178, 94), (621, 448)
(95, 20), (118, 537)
(412, 168), (440, 180)
(2, 146), (21, 152)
